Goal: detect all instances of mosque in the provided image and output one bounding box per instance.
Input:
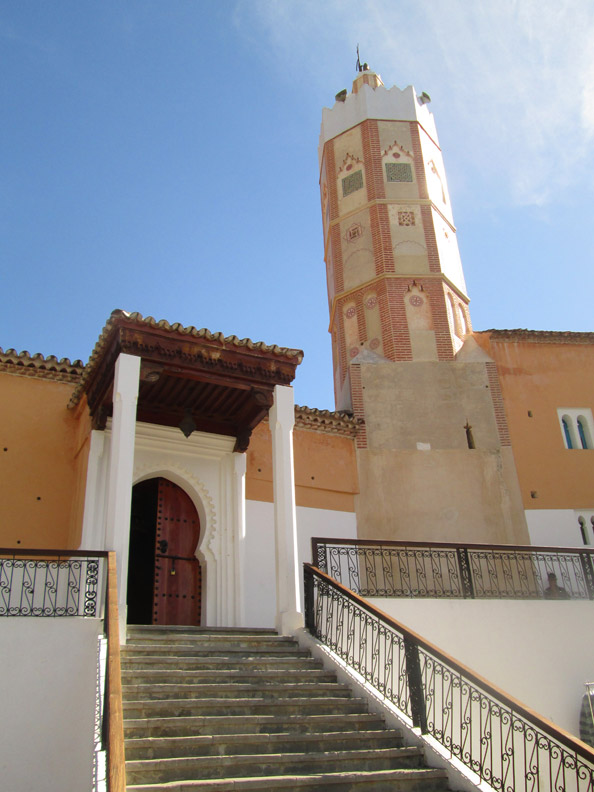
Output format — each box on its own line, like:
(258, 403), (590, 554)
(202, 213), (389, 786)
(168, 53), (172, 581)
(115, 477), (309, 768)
(2, 64), (593, 632)
(3, 62), (594, 792)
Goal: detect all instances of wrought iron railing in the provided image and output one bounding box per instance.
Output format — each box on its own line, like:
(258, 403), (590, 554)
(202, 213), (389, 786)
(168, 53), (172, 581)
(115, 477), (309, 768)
(0, 549), (125, 792)
(305, 563), (594, 792)
(0, 549), (103, 616)
(312, 537), (594, 600)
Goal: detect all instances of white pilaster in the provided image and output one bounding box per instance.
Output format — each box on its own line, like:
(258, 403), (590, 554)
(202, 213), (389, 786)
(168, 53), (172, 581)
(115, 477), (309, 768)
(104, 353), (140, 641)
(270, 385), (303, 635)
(232, 452), (247, 627)
(80, 429), (106, 551)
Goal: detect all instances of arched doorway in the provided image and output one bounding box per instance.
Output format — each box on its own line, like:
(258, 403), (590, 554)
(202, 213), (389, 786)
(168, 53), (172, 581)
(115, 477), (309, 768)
(127, 477), (202, 626)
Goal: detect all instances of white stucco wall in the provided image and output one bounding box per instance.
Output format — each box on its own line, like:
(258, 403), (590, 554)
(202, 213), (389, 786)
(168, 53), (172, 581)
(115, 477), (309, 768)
(0, 618), (102, 792)
(526, 508), (592, 547)
(369, 597), (594, 737)
(244, 501), (357, 627)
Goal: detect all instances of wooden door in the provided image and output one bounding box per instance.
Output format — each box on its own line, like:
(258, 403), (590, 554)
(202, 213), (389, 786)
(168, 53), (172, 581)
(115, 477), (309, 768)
(152, 478), (202, 626)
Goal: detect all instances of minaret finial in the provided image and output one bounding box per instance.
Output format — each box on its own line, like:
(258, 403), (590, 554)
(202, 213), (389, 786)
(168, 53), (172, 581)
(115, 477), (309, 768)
(355, 45), (369, 73)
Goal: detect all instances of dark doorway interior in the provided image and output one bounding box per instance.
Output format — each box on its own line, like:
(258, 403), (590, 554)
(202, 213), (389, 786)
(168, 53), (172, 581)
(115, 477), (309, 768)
(127, 477), (202, 626)
(127, 479), (158, 624)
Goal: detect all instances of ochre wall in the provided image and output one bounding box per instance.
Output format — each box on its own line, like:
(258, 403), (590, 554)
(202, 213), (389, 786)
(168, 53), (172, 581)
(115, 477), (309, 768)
(0, 373), (91, 548)
(246, 422), (358, 512)
(474, 334), (594, 509)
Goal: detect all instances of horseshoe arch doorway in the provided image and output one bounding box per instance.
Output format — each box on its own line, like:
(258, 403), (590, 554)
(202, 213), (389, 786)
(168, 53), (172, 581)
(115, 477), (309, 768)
(127, 477), (202, 626)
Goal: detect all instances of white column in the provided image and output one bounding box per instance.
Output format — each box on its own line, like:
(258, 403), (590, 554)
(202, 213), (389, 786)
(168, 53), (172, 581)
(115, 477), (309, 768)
(104, 353), (140, 641)
(232, 452), (247, 627)
(80, 429), (106, 551)
(270, 384), (303, 635)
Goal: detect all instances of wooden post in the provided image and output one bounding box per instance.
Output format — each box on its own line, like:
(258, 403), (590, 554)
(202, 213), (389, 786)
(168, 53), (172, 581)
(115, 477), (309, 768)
(106, 551), (126, 792)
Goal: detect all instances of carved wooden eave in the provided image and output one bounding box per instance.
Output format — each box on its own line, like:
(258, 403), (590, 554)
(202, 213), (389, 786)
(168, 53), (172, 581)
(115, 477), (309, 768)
(69, 310), (303, 451)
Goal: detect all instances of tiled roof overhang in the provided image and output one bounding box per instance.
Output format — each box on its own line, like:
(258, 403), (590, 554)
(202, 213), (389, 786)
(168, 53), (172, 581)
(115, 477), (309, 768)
(295, 405), (361, 437)
(69, 310), (303, 451)
(0, 348), (84, 384)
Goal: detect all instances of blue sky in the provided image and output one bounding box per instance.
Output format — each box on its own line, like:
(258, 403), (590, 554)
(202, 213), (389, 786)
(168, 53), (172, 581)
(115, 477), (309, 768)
(2, 1), (593, 410)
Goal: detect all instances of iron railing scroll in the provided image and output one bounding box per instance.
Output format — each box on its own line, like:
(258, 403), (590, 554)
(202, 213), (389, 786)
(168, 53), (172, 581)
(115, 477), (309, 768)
(311, 537), (594, 600)
(0, 549), (103, 616)
(304, 563), (594, 792)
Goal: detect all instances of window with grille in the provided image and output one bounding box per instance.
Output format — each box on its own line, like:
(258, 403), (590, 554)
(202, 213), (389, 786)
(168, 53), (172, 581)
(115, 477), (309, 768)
(342, 170), (363, 197)
(385, 162), (413, 182)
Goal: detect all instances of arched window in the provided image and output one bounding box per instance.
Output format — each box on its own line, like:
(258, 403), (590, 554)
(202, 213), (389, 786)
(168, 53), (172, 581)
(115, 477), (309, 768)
(558, 409), (594, 450)
(562, 416), (574, 449)
(578, 416), (592, 449)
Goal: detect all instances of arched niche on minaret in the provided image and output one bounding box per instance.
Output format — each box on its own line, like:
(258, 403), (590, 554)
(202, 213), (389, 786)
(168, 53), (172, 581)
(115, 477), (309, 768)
(389, 205), (429, 275)
(405, 283), (438, 361)
(362, 291), (384, 357)
(342, 215), (375, 291)
(343, 300), (360, 364)
(446, 290), (471, 353)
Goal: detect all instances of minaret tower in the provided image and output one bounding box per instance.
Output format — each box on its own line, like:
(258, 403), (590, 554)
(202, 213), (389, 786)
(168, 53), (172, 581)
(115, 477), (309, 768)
(320, 66), (469, 408)
(319, 65), (529, 544)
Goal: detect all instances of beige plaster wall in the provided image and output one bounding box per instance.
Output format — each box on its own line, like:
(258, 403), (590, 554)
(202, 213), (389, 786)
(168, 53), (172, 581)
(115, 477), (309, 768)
(361, 360), (501, 451)
(356, 446), (528, 543)
(355, 360), (528, 544)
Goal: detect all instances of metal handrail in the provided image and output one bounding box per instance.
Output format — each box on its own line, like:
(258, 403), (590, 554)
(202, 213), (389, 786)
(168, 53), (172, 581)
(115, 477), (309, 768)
(305, 563), (594, 791)
(312, 537), (594, 600)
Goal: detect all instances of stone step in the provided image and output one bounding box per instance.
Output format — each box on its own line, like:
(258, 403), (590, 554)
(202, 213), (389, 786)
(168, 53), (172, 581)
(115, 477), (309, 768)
(127, 626), (278, 636)
(123, 712), (390, 739)
(126, 767), (449, 791)
(123, 696), (369, 720)
(122, 626), (447, 792)
(121, 655), (323, 672)
(121, 668), (337, 686)
(125, 746), (426, 785)
(124, 728), (403, 760)
(122, 681), (353, 702)
(122, 643), (309, 658)
(126, 630), (293, 646)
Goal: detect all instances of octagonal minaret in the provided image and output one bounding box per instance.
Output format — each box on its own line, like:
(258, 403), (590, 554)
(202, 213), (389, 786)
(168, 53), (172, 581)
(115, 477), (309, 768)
(319, 67), (529, 545)
(320, 68), (470, 410)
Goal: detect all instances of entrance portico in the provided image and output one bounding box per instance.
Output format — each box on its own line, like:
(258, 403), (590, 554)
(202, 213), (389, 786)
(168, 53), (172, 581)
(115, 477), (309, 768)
(75, 310), (303, 638)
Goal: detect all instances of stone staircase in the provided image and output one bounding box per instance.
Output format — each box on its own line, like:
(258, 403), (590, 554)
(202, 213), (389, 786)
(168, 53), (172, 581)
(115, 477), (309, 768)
(121, 626), (449, 791)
